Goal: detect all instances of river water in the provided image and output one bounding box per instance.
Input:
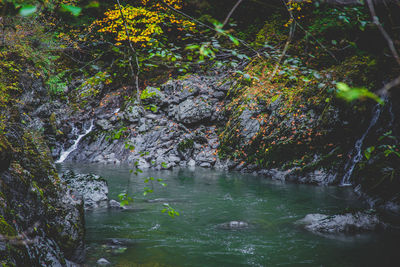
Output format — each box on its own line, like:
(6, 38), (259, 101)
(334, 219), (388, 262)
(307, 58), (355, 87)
(59, 164), (399, 267)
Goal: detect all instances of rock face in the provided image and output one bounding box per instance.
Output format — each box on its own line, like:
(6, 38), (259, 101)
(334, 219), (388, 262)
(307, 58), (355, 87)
(0, 136), (11, 172)
(298, 212), (385, 234)
(60, 171), (109, 210)
(47, 70), (399, 207)
(0, 72), (85, 266)
(55, 74), (229, 171)
(0, 130), (85, 266)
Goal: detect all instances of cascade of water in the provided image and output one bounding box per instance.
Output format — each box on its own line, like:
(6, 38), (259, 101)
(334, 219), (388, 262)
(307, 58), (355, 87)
(340, 102), (384, 186)
(55, 120), (94, 163)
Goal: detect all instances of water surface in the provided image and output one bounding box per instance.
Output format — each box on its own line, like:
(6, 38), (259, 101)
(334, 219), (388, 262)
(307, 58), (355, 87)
(59, 164), (399, 267)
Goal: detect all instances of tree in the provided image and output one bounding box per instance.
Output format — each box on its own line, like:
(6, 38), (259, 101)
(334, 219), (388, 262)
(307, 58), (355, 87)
(93, 0), (195, 47)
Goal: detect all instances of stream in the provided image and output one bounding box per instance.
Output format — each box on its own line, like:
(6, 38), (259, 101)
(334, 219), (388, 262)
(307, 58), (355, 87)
(58, 164), (399, 267)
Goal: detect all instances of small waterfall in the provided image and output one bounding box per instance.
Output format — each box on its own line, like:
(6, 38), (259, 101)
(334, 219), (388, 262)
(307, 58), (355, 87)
(340, 102), (384, 186)
(56, 120), (94, 163)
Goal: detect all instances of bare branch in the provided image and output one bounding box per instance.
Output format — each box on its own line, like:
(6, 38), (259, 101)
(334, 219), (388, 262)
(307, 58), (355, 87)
(222, 0), (244, 29)
(269, 22), (296, 80)
(159, 0), (260, 56)
(377, 75), (400, 95)
(366, 0), (400, 66)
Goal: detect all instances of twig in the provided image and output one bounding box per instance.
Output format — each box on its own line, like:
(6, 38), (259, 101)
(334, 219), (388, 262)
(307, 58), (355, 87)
(268, 22), (296, 80)
(295, 22), (338, 62)
(222, 0), (244, 29)
(366, 0), (400, 66)
(377, 75), (400, 96)
(159, 0), (260, 56)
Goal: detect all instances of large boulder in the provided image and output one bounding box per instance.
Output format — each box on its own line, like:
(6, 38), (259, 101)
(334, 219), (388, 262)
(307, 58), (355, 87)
(297, 211), (385, 234)
(175, 97), (213, 124)
(60, 171), (109, 210)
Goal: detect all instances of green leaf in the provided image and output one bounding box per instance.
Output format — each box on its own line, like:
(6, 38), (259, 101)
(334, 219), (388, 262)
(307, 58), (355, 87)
(19, 5), (37, 16)
(229, 35), (239, 46)
(61, 4), (82, 16)
(86, 1), (100, 8)
(364, 146), (375, 160)
(271, 95), (279, 103)
(120, 200), (129, 206)
(336, 82), (383, 105)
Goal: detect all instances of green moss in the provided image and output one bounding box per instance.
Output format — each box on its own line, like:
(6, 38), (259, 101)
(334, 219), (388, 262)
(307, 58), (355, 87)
(0, 215), (17, 236)
(178, 139), (194, 151)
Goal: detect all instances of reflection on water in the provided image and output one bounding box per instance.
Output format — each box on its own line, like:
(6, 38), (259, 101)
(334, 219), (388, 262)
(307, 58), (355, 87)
(58, 163), (400, 267)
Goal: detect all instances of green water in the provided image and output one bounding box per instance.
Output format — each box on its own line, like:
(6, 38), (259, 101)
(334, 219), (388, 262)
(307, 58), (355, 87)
(59, 164), (399, 267)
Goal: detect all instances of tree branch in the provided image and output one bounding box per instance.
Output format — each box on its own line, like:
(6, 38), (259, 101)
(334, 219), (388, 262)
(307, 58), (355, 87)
(377, 75), (400, 96)
(115, 0), (141, 104)
(366, 0), (400, 66)
(269, 22), (296, 80)
(222, 0), (244, 29)
(159, 0), (260, 57)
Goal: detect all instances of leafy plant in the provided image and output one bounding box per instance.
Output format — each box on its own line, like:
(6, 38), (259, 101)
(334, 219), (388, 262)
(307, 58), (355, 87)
(106, 127), (128, 141)
(118, 193), (133, 207)
(336, 82), (383, 104)
(161, 203), (180, 218)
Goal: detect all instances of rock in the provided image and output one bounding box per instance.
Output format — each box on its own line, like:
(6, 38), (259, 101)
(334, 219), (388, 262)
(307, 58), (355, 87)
(109, 199), (126, 209)
(213, 91), (225, 100)
(175, 98), (213, 124)
(138, 118), (149, 132)
(238, 108), (260, 141)
(141, 86), (165, 105)
(61, 171), (109, 210)
(217, 221), (249, 230)
(168, 155), (181, 163)
(97, 258), (111, 265)
(0, 130), (85, 266)
(293, 169), (337, 185)
(124, 105), (143, 123)
(195, 150), (217, 166)
(188, 159), (196, 167)
(297, 212), (385, 234)
(136, 158), (150, 169)
(96, 119), (113, 131)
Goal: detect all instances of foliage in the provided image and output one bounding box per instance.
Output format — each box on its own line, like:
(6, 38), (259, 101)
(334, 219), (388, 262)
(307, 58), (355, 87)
(336, 82), (383, 105)
(46, 71), (67, 95)
(218, 55), (339, 170)
(140, 86), (159, 99)
(93, 0), (195, 47)
(365, 131), (400, 160)
(77, 71), (112, 100)
(161, 203), (179, 218)
(118, 192), (133, 207)
(106, 127), (128, 141)
(178, 138), (194, 151)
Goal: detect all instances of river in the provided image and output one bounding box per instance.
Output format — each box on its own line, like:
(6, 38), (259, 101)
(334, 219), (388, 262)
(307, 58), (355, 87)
(58, 164), (399, 266)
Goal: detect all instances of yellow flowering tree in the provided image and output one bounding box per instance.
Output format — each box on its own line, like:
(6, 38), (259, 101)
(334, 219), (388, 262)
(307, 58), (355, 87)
(93, 0), (195, 47)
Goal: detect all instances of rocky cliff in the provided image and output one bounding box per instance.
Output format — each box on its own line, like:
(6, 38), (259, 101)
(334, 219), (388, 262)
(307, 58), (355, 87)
(0, 76), (85, 266)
